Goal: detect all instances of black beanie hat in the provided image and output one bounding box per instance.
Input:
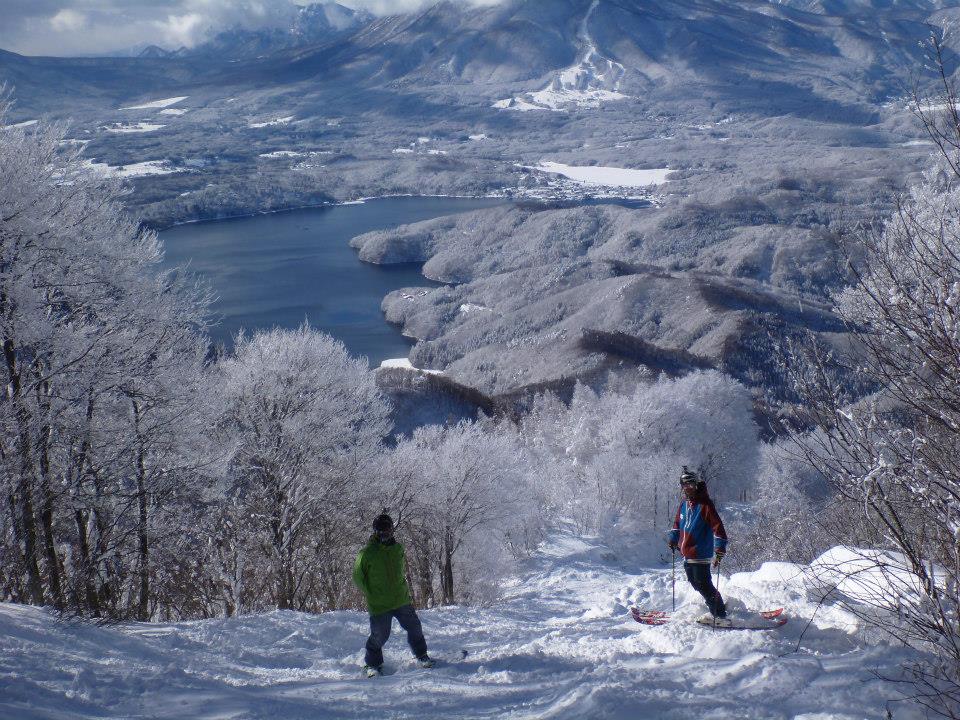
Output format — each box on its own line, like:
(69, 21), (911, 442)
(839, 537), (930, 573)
(372, 514), (394, 532)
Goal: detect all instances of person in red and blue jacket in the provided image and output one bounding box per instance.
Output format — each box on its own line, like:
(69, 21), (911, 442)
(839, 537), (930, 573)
(668, 467), (728, 622)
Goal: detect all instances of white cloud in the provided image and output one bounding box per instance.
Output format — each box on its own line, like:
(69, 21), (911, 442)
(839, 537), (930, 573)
(49, 9), (86, 32)
(157, 12), (205, 48)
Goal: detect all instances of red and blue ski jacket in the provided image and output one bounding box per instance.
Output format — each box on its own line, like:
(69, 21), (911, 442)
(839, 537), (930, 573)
(669, 492), (728, 562)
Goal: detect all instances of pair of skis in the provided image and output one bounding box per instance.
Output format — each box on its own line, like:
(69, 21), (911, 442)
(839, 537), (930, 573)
(631, 606), (787, 630)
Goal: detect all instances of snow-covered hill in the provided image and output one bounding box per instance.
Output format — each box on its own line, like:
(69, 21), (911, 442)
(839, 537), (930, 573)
(0, 532), (927, 719)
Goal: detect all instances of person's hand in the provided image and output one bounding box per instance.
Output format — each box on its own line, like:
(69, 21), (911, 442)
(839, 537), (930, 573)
(712, 550), (725, 568)
(668, 541), (678, 551)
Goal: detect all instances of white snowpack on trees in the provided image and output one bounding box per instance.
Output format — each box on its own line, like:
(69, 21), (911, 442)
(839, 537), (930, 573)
(102, 122), (166, 133)
(0, 531), (929, 719)
(379, 358), (443, 374)
(249, 116), (295, 128)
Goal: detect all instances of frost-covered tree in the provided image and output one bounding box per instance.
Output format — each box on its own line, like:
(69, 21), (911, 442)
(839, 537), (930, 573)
(775, 40), (960, 716)
(520, 371), (760, 536)
(780, 168), (960, 716)
(207, 325), (390, 612)
(375, 420), (540, 606)
(0, 93), (211, 618)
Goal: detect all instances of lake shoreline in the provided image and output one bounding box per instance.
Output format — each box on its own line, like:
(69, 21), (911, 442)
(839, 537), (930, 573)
(158, 196), (508, 365)
(150, 193), (511, 232)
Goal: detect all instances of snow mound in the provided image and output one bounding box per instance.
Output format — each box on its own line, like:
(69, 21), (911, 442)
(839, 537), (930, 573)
(808, 546), (938, 609)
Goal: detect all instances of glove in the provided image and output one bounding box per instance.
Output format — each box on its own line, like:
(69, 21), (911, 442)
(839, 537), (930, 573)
(668, 541), (678, 551)
(713, 549), (725, 567)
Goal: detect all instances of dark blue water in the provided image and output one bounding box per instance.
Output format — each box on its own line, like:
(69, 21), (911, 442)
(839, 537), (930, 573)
(160, 197), (505, 364)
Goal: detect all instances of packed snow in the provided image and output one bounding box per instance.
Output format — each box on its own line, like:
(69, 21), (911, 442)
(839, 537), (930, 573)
(249, 116), (295, 128)
(120, 96), (188, 110)
(158, 108), (188, 116)
(531, 162), (671, 188)
(0, 531), (931, 720)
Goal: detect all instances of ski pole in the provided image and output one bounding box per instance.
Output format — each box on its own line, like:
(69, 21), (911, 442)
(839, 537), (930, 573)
(671, 547), (676, 612)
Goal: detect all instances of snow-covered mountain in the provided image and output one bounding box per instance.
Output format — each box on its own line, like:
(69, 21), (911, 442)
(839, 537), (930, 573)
(2, 0), (946, 105)
(172, 2), (373, 61)
(0, 531), (930, 719)
(0, 0), (946, 401)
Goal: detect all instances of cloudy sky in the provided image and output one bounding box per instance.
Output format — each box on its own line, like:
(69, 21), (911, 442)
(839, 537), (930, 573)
(0, 0), (474, 57)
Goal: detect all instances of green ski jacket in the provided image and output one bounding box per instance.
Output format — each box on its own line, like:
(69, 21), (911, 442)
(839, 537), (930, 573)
(352, 536), (411, 615)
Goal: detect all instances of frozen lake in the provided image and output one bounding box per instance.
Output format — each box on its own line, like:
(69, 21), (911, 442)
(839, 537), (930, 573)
(160, 196), (505, 364)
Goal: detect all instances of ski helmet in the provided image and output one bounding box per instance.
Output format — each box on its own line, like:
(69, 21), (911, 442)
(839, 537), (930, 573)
(680, 466), (702, 486)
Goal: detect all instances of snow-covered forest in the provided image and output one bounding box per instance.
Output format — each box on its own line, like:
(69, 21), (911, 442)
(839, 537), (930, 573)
(3, 40), (960, 715)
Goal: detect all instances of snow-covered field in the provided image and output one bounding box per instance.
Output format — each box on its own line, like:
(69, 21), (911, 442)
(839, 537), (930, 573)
(0, 532), (926, 720)
(532, 162), (671, 188)
(121, 97), (188, 110)
(82, 159), (187, 178)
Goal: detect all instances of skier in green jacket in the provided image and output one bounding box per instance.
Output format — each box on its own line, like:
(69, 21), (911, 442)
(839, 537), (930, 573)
(353, 513), (433, 677)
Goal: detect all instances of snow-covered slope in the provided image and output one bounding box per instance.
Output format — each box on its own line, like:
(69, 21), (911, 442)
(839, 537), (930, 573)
(494, 0), (629, 111)
(0, 532), (927, 719)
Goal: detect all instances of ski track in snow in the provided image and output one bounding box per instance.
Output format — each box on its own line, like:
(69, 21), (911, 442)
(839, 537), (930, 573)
(0, 533), (927, 720)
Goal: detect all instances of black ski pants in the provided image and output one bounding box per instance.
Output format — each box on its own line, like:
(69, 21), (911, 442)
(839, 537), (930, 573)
(684, 561), (726, 618)
(364, 604), (428, 668)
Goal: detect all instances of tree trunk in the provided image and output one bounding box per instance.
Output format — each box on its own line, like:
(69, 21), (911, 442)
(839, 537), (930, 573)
(4, 337), (44, 606)
(15, 474), (44, 605)
(36, 410), (63, 610)
(6, 493), (27, 601)
(74, 508), (100, 616)
(132, 400), (150, 621)
(72, 392), (100, 615)
(441, 532), (454, 606)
